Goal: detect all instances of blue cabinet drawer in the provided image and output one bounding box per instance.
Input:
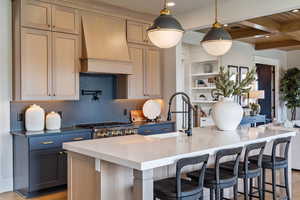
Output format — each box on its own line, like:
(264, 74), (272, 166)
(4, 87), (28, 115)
(138, 123), (175, 135)
(29, 135), (62, 151)
(62, 132), (92, 143)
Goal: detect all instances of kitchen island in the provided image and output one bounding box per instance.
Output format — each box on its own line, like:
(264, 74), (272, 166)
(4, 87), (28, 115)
(63, 127), (296, 200)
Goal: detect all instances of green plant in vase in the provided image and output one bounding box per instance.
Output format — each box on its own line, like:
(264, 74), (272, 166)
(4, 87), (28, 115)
(211, 66), (256, 131)
(250, 103), (261, 116)
(280, 68), (300, 120)
(212, 66), (256, 98)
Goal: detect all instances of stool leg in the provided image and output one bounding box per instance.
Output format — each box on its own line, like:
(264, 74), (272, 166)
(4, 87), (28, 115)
(249, 178), (253, 200)
(271, 169), (276, 200)
(221, 189), (224, 200)
(210, 188), (214, 200)
(262, 168), (266, 200)
(215, 187), (221, 200)
(284, 167), (291, 200)
(257, 175), (263, 200)
(244, 178), (249, 200)
(233, 184), (238, 200)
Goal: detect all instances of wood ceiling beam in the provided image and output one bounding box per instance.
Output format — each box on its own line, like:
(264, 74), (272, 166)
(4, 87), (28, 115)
(229, 29), (268, 40)
(239, 18), (281, 34)
(280, 21), (300, 33)
(255, 40), (300, 50)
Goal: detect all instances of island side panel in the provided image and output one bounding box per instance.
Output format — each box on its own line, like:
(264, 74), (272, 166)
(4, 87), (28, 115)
(68, 152), (100, 200)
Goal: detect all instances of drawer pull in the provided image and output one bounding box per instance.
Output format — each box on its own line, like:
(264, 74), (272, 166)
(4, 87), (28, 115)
(73, 137), (84, 141)
(143, 130), (152, 133)
(41, 141), (54, 145)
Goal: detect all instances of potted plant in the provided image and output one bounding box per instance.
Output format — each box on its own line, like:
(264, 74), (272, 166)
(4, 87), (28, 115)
(280, 68), (300, 120)
(211, 66), (256, 131)
(249, 103), (261, 116)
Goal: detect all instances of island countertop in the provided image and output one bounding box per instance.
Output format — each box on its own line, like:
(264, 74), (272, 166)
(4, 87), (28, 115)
(63, 127), (296, 171)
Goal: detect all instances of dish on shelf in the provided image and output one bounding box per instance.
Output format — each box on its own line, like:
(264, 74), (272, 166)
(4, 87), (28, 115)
(143, 100), (161, 120)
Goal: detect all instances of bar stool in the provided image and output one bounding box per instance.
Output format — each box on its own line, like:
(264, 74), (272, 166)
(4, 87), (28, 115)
(249, 137), (292, 200)
(187, 147), (243, 200)
(221, 142), (266, 200)
(154, 154), (209, 200)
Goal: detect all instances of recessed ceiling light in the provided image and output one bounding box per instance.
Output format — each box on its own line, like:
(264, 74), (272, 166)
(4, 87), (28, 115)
(265, 35), (270, 38)
(166, 2), (176, 7)
(254, 35), (264, 38)
(292, 9), (299, 13)
(224, 24), (228, 27)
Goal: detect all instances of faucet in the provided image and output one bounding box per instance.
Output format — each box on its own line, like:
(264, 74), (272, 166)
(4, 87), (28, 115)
(167, 92), (193, 136)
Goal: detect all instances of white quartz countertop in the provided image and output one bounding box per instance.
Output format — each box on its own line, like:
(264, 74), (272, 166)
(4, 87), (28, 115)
(63, 127), (296, 170)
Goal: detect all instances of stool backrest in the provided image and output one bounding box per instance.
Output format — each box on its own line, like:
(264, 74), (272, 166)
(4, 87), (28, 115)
(215, 147), (243, 184)
(244, 142), (266, 173)
(176, 154), (209, 197)
(271, 136), (291, 164)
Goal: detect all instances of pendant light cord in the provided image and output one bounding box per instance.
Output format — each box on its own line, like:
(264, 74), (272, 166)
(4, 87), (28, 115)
(215, 0), (218, 23)
(164, 0), (167, 9)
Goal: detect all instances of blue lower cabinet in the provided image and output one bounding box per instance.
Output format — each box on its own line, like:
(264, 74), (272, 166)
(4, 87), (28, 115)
(13, 130), (91, 197)
(138, 122), (175, 135)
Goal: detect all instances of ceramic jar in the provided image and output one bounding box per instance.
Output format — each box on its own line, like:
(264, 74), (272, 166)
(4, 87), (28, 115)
(211, 97), (243, 131)
(25, 104), (45, 131)
(46, 112), (61, 130)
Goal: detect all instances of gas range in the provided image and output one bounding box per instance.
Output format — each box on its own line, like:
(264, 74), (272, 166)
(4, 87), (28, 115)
(76, 122), (138, 139)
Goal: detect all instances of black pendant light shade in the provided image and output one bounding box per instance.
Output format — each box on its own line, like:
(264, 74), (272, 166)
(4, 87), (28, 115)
(147, 3), (184, 48)
(202, 25), (232, 42)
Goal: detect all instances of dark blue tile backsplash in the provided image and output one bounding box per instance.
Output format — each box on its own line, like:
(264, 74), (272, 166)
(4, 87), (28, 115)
(10, 74), (146, 131)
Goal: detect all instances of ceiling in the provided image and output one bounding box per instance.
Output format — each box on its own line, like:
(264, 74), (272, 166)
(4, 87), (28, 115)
(197, 9), (300, 51)
(93, 0), (208, 15)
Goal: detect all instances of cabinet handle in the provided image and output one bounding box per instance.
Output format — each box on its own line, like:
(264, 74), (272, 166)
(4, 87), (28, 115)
(53, 25), (56, 28)
(143, 130), (152, 133)
(73, 137), (84, 141)
(41, 141), (54, 145)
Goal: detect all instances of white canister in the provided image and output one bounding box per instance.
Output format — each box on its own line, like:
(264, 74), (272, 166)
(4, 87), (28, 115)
(25, 104), (45, 131)
(46, 112), (61, 130)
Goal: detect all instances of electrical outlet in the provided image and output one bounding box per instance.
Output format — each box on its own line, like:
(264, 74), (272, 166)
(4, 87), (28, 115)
(17, 113), (24, 121)
(123, 109), (128, 116)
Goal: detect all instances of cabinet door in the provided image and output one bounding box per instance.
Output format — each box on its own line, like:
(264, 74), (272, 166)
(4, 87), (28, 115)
(52, 6), (79, 34)
(29, 149), (61, 192)
(21, 0), (52, 31)
(127, 20), (145, 44)
(21, 28), (52, 100)
(58, 151), (68, 185)
(52, 33), (79, 100)
(127, 44), (147, 99)
(144, 48), (162, 97)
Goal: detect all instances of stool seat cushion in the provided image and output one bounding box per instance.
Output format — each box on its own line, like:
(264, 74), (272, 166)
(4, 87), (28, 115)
(154, 177), (202, 199)
(220, 161), (261, 178)
(249, 155), (288, 169)
(188, 167), (237, 188)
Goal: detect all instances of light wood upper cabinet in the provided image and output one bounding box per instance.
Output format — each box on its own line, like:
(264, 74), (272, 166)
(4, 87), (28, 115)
(52, 6), (79, 34)
(127, 44), (146, 99)
(144, 47), (162, 97)
(127, 20), (152, 45)
(21, 0), (52, 31)
(52, 33), (79, 100)
(21, 1), (79, 34)
(21, 28), (52, 100)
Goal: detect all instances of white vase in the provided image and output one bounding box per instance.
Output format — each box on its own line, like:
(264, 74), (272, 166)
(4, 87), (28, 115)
(25, 104), (45, 131)
(46, 112), (61, 130)
(211, 97), (243, 131)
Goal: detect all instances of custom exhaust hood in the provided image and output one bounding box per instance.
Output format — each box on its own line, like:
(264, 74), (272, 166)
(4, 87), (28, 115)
(81, 14), (133, 74)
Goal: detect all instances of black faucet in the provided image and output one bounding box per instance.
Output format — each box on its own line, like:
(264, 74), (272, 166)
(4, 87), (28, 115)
(167, 92), (193, 136)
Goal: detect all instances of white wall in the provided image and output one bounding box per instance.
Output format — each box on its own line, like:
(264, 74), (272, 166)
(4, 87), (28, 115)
(178, 0), (300, 30)
(0, 0), (12, 193)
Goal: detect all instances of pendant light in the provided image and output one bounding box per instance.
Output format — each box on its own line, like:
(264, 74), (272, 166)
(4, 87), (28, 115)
(201, 0), (232, 56)
(147, 0), (184, 49)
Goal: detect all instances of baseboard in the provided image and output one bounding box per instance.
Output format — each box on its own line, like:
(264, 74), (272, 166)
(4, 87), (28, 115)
(0, 177), (13, 193)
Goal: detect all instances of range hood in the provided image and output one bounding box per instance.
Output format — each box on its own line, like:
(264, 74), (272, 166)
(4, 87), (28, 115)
(81, 14), (133, 74)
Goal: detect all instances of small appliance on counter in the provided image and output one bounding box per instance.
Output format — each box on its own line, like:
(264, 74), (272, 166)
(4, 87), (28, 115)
(46, 112), (61, 130)
(25, 104), (45, 131)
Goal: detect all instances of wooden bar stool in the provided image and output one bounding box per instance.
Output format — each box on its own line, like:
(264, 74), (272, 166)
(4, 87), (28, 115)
(221, 142), (266, 200)
(249, 137), (292, 200)
(187, 147), (243, 200)
(154, 154), (209, 200)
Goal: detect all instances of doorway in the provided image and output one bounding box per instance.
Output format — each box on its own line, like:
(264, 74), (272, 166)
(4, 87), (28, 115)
(256, 63), (276, 123)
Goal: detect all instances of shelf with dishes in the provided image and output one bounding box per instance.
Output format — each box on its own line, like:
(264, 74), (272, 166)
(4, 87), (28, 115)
(191, 86), (216, 90)
(191, 72), (219, 77)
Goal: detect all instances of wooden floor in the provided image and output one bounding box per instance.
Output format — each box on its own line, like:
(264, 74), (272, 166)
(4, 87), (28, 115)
(1, 171), (300, 200)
